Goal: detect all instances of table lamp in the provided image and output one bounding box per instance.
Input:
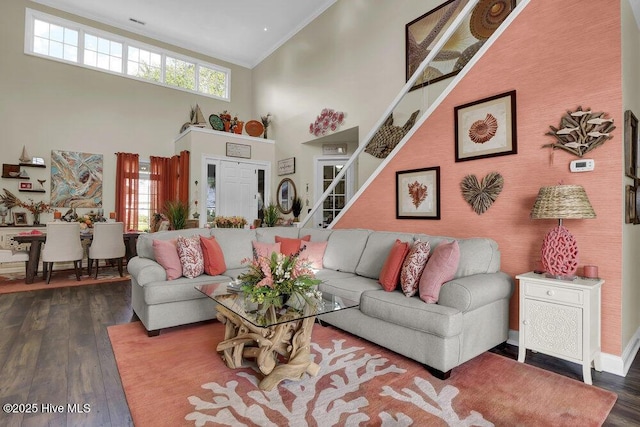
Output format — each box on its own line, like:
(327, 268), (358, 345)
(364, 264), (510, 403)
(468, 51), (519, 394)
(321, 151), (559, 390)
(530, 185), (596, 280)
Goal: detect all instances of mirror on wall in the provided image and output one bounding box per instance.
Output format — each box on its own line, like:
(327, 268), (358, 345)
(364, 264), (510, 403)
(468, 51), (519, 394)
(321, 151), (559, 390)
(276, 178), (296, 214)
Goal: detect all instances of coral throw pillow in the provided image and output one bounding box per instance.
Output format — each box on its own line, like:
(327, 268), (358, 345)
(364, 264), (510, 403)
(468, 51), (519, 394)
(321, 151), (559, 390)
(419, 240), (460, 303)
(252, 241), (281, 259)
(400, 240), (431, 297)
(275, 235), (311, 256)
(299, 241), (328, 269)
(200, 236), (227, 276)
(378, 239), (410, 291)
(153, 239), (182, 280)
(176, 235), (204, 279)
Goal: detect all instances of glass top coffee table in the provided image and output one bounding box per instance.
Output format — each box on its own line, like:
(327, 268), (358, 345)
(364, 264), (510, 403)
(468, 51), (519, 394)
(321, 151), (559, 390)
(196, 282), (359, 390)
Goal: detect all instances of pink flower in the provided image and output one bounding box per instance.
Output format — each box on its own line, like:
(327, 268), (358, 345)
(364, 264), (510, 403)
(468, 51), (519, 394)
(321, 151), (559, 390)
(257, 277), (274, 288)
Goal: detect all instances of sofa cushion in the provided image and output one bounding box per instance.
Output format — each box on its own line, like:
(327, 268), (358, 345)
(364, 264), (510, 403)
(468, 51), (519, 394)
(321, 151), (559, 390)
(314, 269), (357, 281)
(143, 274), (232, 305)
(299, 241), (327, 269)
(413, 234), (500, 278)
(200, 236), (227, 276)
(400, 240), (430, 297)
(305, 228), (333, 242)
(378, 239), (410, 291)
(256, 226), (299, 242)
(138, 229), (210, 260)
(176, 235), (204, 279)
(355, 231), (415, 279)
(419, 240), (460, 303)
(318, 275), (380, 303)
(276, 235), (310, 256)
(209, 228), (256, 269)
(323, 229), (371, 273)
(152, 239), (182, 280)
(360, 290), (462, 338)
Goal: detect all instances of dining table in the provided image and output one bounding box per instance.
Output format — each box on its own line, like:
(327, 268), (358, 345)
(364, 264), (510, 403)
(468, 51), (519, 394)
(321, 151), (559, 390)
(12, 231), (140, 284)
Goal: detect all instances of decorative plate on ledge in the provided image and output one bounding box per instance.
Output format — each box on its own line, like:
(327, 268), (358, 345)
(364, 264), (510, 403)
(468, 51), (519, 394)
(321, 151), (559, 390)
(209, 114), (224, 131)
(245, 120), (264, 137)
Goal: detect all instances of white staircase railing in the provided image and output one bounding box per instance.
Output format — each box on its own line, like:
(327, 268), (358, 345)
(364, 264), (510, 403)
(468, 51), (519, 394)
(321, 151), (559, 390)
(300, 0), (529, 229)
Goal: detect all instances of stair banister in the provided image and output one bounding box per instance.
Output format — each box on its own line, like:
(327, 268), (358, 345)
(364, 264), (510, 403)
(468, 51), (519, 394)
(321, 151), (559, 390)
(300, 0), (481, 228)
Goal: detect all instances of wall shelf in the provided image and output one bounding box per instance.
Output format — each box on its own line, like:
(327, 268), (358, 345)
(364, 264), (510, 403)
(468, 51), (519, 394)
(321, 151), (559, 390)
(19, 163), (46, 168)
(1, 175), (29, 180)
(18, 189), (45, 193)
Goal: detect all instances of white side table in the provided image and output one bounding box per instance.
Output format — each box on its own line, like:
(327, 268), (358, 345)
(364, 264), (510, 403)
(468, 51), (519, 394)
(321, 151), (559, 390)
(516, 271), (604, 385)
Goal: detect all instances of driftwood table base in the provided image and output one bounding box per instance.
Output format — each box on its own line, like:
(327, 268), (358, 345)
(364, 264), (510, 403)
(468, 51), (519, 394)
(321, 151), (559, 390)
(215, 304), (320, 391)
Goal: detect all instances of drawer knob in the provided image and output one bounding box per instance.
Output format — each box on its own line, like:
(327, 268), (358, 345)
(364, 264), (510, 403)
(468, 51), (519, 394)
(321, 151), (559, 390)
(547, 290), (555, 296)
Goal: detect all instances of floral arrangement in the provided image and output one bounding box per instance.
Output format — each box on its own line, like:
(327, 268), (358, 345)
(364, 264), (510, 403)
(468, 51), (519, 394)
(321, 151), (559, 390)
(214, 216), (247, 228)
(20, 199), (51, 215)
(309, 108), (345, 136)
(261, 113), (272, 139)
(77, 214), (94, 230)
(238, 252), (321, 309)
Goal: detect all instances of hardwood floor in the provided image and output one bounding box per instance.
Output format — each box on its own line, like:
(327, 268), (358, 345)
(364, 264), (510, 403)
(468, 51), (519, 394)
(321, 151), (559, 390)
(0, 281), (638, 426)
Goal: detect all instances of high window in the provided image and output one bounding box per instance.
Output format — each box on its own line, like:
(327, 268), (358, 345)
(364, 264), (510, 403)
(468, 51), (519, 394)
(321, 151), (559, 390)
(25, 8), (231, 101)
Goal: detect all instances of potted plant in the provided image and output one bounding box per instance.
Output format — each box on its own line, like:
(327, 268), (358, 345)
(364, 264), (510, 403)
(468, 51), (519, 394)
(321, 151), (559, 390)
(291, 196), (303, 221)
(163, 199), (189, 230)
(262, 203), (280, 227)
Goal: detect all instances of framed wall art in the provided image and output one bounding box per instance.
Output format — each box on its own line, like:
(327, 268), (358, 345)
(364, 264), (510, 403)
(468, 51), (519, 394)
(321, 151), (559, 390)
(277, 157), (295, 175)
(624, 110), (638, 179)
(406, 0), (515, 91)
(226, 142), (251, 159)
(455, 90), (517, 162)
(626, 185), (636, 224)
(396, 166), (440, 219)
(13, 212), (27, 225)
(50, 150), (103, 207)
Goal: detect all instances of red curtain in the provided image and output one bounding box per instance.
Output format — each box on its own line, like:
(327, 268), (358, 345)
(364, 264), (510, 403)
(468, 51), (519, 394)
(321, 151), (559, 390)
(150, 150), (190, 213)
(115, 152), (139, 231)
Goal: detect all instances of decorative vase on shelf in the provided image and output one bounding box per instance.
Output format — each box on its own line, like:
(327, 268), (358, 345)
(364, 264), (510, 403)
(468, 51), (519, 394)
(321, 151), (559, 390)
(32, 212), (40, 225)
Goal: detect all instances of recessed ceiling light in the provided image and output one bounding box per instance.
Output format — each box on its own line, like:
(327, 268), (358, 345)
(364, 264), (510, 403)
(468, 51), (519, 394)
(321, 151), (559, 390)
(129, 18), (146, 25)
(264, 27), (268, 31)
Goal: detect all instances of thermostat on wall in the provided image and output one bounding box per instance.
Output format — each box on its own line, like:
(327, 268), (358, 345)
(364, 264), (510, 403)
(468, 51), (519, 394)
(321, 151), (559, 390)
(570, 159), (595, 172)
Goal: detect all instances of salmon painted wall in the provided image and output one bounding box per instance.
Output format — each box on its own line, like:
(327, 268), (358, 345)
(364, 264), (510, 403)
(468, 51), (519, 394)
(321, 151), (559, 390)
(335, 0), (623, 355)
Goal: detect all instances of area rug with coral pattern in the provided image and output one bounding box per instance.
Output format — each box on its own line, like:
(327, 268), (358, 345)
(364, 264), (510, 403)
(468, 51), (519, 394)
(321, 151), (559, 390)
(108, 321), (616, 426)
(0, 268), (130, 294)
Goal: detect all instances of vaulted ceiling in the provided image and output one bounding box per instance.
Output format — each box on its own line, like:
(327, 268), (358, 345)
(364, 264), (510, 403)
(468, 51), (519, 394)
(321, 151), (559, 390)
(31, 0), (337, 68)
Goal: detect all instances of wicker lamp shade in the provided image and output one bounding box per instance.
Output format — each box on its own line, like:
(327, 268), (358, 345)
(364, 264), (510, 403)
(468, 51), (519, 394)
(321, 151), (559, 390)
(530, 185), (596, 220)
(530, 185), (595, 280)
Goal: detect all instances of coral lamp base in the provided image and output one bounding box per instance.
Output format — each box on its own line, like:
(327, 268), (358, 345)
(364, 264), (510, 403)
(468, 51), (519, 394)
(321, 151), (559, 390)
(540, 224), (579, 281)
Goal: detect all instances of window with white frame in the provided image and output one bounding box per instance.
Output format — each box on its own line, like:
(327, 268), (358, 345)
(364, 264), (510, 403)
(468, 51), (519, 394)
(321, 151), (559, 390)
(137, 161), (151, 232)
(25, 8), (231, 101)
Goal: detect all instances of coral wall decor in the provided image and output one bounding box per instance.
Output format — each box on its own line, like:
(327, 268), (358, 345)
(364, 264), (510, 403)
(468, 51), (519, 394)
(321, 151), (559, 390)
(309, 109), (345, 137)
(543, 106), (615, 157)
(460, 172), (504, 215)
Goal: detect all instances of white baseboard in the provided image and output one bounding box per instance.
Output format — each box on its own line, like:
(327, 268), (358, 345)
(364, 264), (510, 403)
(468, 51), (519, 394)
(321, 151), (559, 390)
(506, 328), (640, 377)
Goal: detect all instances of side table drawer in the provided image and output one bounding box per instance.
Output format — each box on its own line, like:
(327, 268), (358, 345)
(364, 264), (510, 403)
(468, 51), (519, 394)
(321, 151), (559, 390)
(524, 282), (583, 305)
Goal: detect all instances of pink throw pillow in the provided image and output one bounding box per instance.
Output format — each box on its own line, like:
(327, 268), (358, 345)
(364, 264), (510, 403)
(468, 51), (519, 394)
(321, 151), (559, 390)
(200, 236), (227, 276)
(400, 240), (431, 297)
(299, 241), (328, 269)
(275, 235), (311, 256)
(176, 235), (204, 279)
(153, 239), (182, 280)
(252, 241), (281, 259)
(419, 240), (460, 303)
(378, 239), (410, 291)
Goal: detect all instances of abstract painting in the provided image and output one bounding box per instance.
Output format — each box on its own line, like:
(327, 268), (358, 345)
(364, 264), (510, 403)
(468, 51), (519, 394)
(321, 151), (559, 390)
(455, 90), (517, 162)
(50, 150), (103, 207)
(396, 167), (440, 219)
(406, 0), (515, 91)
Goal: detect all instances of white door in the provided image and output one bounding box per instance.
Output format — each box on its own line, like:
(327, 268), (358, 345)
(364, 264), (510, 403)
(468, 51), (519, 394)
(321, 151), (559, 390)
(314, 157), (354, 228)
(216, 160), (269, 223)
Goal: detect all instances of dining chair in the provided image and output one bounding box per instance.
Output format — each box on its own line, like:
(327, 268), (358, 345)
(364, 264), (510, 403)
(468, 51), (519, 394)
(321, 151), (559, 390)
(42, 222), (84, 283)
(88, 222), (126, 278)
(0, 249), (30, 277)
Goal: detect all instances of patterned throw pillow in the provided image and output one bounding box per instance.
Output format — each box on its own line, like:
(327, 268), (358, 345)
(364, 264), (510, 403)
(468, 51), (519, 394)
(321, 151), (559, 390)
(400, 240), (431, 297)
(176, 235), (204, 279)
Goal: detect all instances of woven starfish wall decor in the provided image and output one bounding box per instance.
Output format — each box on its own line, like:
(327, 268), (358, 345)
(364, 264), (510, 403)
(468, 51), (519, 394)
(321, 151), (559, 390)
(543, 106), (615, 157)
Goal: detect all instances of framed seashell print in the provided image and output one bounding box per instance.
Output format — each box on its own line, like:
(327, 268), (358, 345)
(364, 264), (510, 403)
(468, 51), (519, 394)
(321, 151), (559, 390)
(396, 166), (440, 219)
(454, 90), (517, 162)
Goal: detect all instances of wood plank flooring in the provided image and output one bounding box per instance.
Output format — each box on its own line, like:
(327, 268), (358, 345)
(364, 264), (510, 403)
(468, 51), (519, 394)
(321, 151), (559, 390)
(0, 281), (638, 426)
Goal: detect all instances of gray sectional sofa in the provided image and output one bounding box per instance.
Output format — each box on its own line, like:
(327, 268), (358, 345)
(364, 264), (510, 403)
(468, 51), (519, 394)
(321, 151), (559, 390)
(127, 226), (513, 378)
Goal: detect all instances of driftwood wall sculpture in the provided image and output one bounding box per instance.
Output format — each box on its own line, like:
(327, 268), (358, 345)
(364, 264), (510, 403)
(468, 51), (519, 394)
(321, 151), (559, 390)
(543, 106), (615, 157)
